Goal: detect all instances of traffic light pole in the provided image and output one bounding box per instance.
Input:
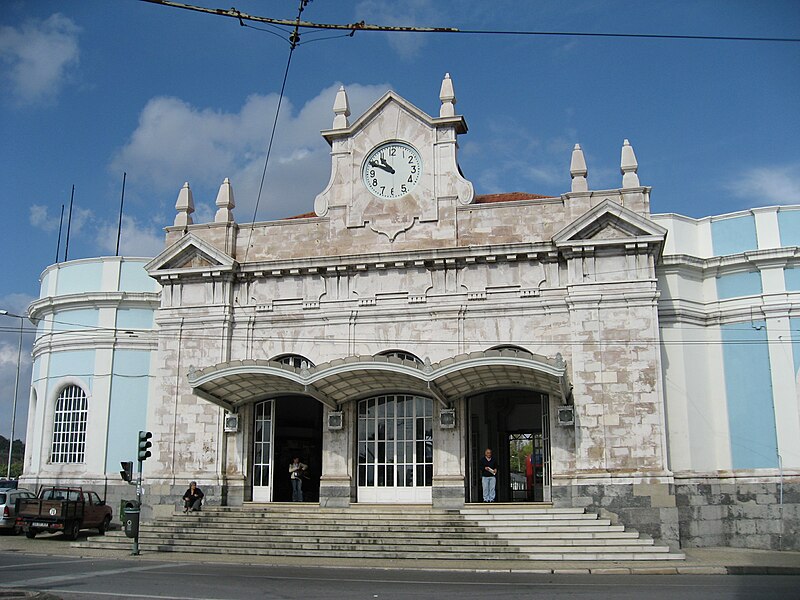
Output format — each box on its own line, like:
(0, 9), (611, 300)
(132, 459), (143, 556)
(132, 431), (152, 556)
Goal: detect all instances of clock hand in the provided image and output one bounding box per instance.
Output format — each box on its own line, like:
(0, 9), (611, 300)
(369, 159), (395, 174)
(379, 157), (396, 174)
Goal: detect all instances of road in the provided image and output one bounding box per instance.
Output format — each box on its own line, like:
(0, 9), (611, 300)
(1, 550), (799, 600)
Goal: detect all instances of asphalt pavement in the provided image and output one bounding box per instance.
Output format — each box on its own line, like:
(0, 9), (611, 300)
(1, 529), (799, 576)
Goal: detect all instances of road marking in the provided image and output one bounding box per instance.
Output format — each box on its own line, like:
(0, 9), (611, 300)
(38, 590), (233, 600)
(0, 558), (100, 570)
(0, 563), (176, 588)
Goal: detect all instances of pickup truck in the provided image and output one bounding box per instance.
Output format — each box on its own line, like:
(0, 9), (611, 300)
(16, 487), (113, 540)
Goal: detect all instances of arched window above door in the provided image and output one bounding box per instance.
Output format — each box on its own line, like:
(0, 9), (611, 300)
(376, 349), (423, 365)
(272, 354), (315, 370)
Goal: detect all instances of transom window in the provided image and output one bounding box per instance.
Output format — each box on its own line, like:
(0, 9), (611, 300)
(377, 350), (423, 364)
(358, 395), (433, 489)
(51, 385), (88, 463)
(273, 354), (314, 370)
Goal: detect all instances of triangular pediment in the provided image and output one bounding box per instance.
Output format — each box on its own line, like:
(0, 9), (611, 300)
(553, 199), (667, 248)
(321, 91), (467, 144)
(145, 233), (236, 277)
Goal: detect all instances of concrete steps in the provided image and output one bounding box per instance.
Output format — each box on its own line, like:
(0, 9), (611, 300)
(77, 503), (685, 561)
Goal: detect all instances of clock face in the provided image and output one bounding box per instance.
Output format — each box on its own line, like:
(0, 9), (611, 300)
(362, 142), (422, 199)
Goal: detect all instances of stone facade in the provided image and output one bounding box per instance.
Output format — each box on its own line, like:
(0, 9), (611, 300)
(21, 76), (800, 550)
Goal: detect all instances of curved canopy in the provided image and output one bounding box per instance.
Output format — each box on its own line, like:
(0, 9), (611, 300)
(188, 349), (571, 412)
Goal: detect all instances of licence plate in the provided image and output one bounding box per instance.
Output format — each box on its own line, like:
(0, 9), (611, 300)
(31, 521), (52, 528)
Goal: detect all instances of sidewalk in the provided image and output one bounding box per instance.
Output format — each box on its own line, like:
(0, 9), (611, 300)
(2, 533), (800, 575)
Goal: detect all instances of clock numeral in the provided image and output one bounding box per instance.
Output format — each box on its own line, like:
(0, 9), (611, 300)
(407, 175), (413, 183)
(408, 156), (414, 164)
(370, 169), (375, 178)
(372, 179), (378, 187)
(380, 186), (386, 194)
(389, 147), (396, 156)
(401, 184), (407, 194)
(410, 165), (416, 174)
(390, 187), (395, 196)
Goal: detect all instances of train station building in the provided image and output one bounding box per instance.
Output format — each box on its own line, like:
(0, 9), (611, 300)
(20, 76), (800, 551)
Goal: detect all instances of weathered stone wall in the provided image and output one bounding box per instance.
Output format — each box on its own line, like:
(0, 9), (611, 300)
(553, 481), (680, 548)
(675, 480), (800, 551)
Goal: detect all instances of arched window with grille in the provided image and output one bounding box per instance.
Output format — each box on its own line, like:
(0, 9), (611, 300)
(272, 354), (314, 370)
(51, 384), (88, 463)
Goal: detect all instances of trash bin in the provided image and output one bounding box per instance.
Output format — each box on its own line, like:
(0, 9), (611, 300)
(122, 500), (140, 539)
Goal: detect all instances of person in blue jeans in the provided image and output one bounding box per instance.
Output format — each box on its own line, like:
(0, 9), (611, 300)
(289, 457), (308, 502)
(480, 448), (498, 502)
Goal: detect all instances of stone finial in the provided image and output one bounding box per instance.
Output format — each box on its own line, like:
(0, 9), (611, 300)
(439, 73), (456, 118)
(174, 182), (194, 227)
(570, 144), (588, 192)
(332, 85), (350, 129)
(621, 139), (640, 188)
(214, 178), (236, 223)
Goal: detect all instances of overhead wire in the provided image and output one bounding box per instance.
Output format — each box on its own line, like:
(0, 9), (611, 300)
(139, 0), (800, 44)
(241, 0), (308, 265)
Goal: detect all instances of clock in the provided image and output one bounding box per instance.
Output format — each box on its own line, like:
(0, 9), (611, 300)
(362, 141), (422, 199)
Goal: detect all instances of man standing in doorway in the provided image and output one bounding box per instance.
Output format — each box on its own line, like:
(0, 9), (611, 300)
(480, 448), (498, 502)
(289, 456), (308, 502)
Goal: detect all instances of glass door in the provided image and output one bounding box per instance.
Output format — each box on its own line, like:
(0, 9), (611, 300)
(541, 398), (551, 502)
(357, 395), (433, 503)
(508, 433), (535, 501)
(252, 400), (274, 502)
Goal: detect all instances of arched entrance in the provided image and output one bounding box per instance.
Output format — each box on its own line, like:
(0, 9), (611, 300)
(467, 390), (551, 503)
(251, 395), (323, 502)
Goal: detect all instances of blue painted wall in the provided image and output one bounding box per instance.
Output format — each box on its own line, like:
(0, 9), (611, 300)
(721, 321), (778, 469)
(52, 308), (98, 331)
(778, 210), (800, 247)
(120, 261), (159, 293)
(47, 350), (95, 391)
(785, 267), (800, 292)
(56, 262), (104, 295)
(711, 215), (758, 257)
(116, 308), (154, 330)
(106, 350), (151, 471)
(716, 271), (762, 300)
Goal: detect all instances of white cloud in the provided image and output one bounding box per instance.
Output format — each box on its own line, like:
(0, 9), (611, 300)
(0, 13), (80, 105)
(354, 0), (442, 59)
(112, 83), (390, 221)
(728, 164), (800, 205)
(29, 204), (60, 232)
(95, 215), (165, 259)
(463, 118), (573, 195)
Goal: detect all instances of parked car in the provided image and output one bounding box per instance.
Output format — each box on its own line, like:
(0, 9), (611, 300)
(0, 487), (36, 534)
(16, 487), (112, 540)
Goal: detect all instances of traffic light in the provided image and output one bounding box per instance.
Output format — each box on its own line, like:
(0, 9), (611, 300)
(137, 431), (153, 462)
(120, 461), (133, 482)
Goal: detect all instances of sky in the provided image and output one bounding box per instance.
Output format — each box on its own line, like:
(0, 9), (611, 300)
(1, 0), (798, 441)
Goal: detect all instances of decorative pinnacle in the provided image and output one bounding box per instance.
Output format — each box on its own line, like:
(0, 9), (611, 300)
(333, 85), (350, 129)
(439, 73), (456, 118)
(214, 178), (236, 223)
(621, 139), (640, 188)
(174, 182), (194, 228)
(570, 144), (588, 192)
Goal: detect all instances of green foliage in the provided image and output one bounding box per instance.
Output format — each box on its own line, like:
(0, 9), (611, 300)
(0, 436), (25, 479)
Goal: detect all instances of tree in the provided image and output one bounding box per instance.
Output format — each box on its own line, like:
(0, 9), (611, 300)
(0, 435), (25, 478)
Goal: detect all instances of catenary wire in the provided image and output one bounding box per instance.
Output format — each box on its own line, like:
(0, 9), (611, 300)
(139, 0), (800, 44)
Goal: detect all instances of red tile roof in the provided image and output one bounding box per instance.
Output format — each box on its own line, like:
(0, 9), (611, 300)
(473, 192), (552, 204)
(283, 211), (317, 220)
